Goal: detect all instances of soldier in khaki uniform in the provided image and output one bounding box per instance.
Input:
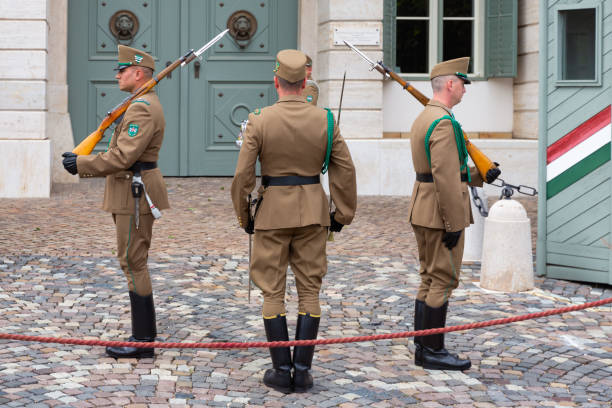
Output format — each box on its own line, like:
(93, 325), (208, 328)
(301, 54), (319, 105)
(408, 57), (491, 371)
(62, 45), (169, 359)
(231, 50), (356, 393)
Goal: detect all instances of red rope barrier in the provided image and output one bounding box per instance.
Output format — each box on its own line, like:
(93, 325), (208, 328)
(1, 297), (610, 349)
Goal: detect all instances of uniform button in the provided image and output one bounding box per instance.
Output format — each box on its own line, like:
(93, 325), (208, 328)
(125, 175), (130, 179)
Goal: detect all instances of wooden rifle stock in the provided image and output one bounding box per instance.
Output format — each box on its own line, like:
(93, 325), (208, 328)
(378, 62), (498, 181)
(72, 51), (192, 155)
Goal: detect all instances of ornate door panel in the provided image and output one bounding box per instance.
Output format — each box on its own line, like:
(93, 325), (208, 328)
(186, 0), (298, 175)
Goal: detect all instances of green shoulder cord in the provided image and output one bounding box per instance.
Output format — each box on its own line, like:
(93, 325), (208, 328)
(424, 114), (471, 183)
(321, 108), (333, 174)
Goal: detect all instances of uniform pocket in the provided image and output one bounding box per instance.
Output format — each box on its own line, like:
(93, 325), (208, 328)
(113, 171), (132, 210)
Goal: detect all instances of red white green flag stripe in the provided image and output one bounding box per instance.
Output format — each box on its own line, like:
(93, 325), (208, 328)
(546, 105), (611, 199)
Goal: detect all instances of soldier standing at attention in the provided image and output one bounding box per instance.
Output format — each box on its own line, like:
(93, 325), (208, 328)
(301, 54), (319, 105)
(408, 57), (484, 371)
(231, 50), (356, 393)
(62, 45), (169, 359)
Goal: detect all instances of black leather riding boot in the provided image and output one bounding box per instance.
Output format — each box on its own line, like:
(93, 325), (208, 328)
(413, 299), (426, 366)
(293, 313), (320, 393)
(421, 302), (471, 371)
(263, 315), (293, 393)
(106, 291), (156, 359)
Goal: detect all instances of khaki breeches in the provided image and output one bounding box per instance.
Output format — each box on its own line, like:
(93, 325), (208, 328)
(412, 224), (465, 308)
(113, 213), (154, 296)
(251, 225), (328, 317)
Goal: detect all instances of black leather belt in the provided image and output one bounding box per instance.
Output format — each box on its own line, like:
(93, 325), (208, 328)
(416, 172), (468, 183)
(262, 175), (320, 187)
(129, 161), (157, 173)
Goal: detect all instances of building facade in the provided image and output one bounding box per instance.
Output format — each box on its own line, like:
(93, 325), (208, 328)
(0, 0), (538, 198)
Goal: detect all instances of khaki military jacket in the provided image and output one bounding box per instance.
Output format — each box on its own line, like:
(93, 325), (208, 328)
(302, 79), (319, 105)
(77, 90), (170, 215)
(408, 100), (482, 232)
(231, 94), (357, 230)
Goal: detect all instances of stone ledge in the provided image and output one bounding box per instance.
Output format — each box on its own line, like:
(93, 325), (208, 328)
(0, 139), (51, 198)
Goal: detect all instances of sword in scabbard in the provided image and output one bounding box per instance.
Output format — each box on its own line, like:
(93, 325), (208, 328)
(247, 194), (254, 303)
(248, 231), (252, 303)
(327, 71), (346, 242)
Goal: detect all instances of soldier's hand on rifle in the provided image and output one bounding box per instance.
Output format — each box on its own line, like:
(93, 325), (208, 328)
(244, 218), (254, 235)
(442, 230), (462, 250)
(329, 211), (344, 232)
(62, 152), (78, 175)
(486, 162), (501, 184)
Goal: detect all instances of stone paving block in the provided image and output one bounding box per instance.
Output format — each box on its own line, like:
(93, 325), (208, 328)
(1, 179), (611, 406)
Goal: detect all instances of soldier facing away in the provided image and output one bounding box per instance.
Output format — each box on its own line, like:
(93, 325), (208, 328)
(231, 49), (357, 393)
(62, 45), (169, 359)
(408, 57), (485, 371)
(301, 54), (319, 105)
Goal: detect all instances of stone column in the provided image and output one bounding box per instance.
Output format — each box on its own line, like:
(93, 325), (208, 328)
(0, 0), (51, 197)
(298, 0), (318, 64)
(47, 0), (76, 184)
(316, 0), (383, 139)
(513, 0), (538, 140)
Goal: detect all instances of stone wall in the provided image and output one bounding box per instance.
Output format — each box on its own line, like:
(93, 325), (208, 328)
(315, 0), (383, 139)
(0, 0), (74, 198)
(514, 0), (539, 140)
(47, 0), (76, 185)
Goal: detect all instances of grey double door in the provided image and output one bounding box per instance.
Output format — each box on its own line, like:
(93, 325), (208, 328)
(68, 0), (298, 175)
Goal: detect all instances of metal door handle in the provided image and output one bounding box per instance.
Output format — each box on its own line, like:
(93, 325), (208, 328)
(166, 61), (172, 78)
(194, 61), (200, 79)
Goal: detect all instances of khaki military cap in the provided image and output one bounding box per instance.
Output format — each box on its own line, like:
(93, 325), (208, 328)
(274, 49), (306, 82)
(115, 45), (155, 71)
(305, 54), (312, 67)
(430, 57), (471, 84)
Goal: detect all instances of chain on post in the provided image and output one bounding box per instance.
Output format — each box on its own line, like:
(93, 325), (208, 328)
(469, 186), (489, 217)
(490, 178), (538, 200)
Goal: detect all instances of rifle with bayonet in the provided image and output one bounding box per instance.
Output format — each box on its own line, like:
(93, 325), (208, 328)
(72, 29), (229, 155)
(344, 40), (501, 183)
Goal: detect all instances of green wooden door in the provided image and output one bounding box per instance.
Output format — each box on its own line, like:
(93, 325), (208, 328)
(68, 0), (181, 175)
(185, 0), (297, 175)
(68, 0), (297, 176)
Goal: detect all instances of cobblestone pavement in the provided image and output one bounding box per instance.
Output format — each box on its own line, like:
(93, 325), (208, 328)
(0, 178), (611, 408)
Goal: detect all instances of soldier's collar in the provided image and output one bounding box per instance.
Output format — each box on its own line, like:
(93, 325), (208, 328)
(427, 99), (453, 115)
(277, 94), (305, 103)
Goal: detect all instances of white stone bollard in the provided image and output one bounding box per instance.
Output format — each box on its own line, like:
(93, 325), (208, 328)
(480, 198), (534, 292)
(464, 187), (487, 262)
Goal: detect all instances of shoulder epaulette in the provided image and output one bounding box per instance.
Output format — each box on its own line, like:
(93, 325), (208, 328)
(252, 108), (262, 115)
(132, 99), (150, 106)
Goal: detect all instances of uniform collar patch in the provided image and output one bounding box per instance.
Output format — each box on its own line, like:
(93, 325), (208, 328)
(128, 123), (139, 137)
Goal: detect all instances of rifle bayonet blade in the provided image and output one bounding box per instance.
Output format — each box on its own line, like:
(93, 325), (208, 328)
(344, 40), (376, 67)
(344, 40), (390, 79)
(182, 29), (229, 66)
